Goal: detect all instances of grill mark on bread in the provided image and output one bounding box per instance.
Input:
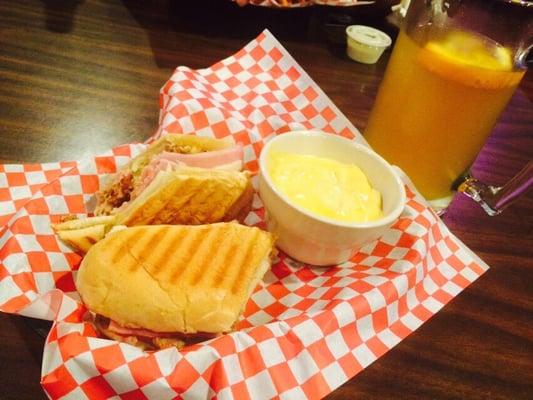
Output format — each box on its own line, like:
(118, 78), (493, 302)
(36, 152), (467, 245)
(216, 227), (251, 293)
(124, 229), (150, 270)
(171, 178), (205, 224)
(218, 228), (260, 295)
(202, 179), (230, 223)
(126, 178), (178, 226)
(222, 178), (251, 222)
(231, 229), (260, 295)
(133, 226), (172, 268)
(152, 176), (199, 225)
(124, 209), (146, 226)
(211, 231), (240, 289)
(169, 228), (204, 283)
(182, 178), (217, 224)
(144, 182), (178, 225)
(183, 225), (221, 285)
(110, 232), (133, 265)
(149, 227), (189, 276)
(190, 224), (234, 287)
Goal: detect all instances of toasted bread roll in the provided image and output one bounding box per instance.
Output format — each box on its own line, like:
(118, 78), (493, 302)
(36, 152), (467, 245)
(77, 223), (275, 348)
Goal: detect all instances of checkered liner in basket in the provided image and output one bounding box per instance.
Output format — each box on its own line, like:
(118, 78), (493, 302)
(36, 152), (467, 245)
(0, 30), (488, 399)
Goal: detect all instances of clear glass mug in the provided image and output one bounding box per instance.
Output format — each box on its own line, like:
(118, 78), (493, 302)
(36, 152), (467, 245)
(364, 0), (532, 214)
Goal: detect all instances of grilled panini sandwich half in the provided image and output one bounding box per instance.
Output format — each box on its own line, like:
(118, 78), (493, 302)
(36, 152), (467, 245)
(114, 167), (253, 226)
(76, 222), (275, 350)
(94, 134), (246, 216)
(53, 134), (253, 253)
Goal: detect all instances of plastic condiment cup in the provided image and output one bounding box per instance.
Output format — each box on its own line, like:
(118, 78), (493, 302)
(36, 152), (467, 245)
(258, 131), (406, 266)
(346, 25), (392, 64)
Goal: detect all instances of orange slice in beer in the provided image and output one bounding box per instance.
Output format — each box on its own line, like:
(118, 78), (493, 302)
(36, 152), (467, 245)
(418, 31), (524, 90)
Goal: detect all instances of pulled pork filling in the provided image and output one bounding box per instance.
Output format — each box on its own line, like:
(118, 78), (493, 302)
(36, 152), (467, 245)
(94, 315), (219, 351)
(94, 171), (134, 216)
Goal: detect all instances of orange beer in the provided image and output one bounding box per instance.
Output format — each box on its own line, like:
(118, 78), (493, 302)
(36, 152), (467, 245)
(365, 29), (525, 202)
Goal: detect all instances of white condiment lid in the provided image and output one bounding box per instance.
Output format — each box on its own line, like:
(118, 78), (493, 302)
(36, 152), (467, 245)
(346, 25), (392, 48)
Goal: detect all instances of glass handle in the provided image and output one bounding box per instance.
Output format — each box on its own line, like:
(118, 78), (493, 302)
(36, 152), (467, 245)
(519, 42), (533, 68)
(457, 161), (533, 216)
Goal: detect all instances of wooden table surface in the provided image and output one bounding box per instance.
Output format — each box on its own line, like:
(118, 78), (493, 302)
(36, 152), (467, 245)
(1, 1), (532, 399)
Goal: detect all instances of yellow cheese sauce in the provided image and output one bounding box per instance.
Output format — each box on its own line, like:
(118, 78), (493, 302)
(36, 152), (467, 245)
(268, 151), (383, 223)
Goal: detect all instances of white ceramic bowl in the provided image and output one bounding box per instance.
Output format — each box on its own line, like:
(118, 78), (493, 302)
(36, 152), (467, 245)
(258, 131), (406, 266)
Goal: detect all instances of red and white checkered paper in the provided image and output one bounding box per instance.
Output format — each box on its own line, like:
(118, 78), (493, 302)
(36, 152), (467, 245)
(0, 30), (488, 400)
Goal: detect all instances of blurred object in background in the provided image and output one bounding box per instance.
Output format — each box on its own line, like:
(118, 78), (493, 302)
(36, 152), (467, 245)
(345, 25), (392, 64)
(235, 0), (400, 9)
(237, 0), (355, 7)
(391, 0), (410, 17)
(318, 1), (400, 44)
(121, 0), (401, 68)
(389, 0), (411, 26)
(311, 0), (401, 60)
